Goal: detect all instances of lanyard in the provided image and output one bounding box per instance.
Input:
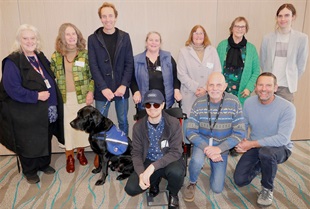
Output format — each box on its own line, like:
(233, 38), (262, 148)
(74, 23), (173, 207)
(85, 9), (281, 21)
(26, 55), (46, 79)
(207, 93), (224, 136)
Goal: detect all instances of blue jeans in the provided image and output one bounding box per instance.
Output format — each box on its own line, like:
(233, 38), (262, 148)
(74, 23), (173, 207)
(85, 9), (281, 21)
(188, 146), (228, 193)
(234, 146), (291, 190)
(182, 119), (190, 144)
(95, 99), (129, 135)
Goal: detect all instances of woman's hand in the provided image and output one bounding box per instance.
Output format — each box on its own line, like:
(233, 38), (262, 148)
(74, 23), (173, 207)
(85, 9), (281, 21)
(132, 91), (141, 104)
(241, 88), (250, 98)
(38, 91), (50, 101)
(86, 91), (94, 105)
(195, 87), (207, 97)
(174, 89), (182, 101)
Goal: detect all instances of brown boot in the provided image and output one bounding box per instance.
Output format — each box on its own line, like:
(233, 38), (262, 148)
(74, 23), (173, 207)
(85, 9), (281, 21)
(94, 154), (99, 168)
(77, 148), (88, 166)
(66, 155), (75, 173)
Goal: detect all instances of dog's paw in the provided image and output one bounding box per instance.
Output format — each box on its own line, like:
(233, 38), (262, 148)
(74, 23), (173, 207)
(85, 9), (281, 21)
(95, 179), (105, 186)
(92, 167), (102, 174)
(116, 174), (130, 181)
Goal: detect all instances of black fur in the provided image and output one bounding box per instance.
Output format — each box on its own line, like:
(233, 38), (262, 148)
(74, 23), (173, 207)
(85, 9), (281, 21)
(70, 106), (133, 186)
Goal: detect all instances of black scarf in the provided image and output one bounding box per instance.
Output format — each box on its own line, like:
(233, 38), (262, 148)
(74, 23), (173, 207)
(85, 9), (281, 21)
(226, 35), (247, 68)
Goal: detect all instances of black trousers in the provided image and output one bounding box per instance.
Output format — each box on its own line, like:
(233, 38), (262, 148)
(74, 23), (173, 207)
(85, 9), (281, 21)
(19, 122), (55, 177)
(125, 158), (185, 196)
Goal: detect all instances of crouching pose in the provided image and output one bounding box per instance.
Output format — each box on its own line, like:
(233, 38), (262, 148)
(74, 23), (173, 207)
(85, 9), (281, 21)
(125, 89), (185, 209)
(234, 72), (296, 207)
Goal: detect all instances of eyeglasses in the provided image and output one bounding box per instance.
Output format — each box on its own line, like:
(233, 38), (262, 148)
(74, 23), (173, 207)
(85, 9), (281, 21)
(145, 103), (161, 109)
(193, 32), (204, 36)
(234, 25), (246, 29)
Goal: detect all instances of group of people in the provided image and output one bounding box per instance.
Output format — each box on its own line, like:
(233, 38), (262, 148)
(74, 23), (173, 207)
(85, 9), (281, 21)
(0, 2), (308, 209)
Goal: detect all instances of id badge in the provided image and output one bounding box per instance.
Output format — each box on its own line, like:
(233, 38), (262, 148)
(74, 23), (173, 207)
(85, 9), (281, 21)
(209, 137), (213, 146)
(44, 79), (51, 89)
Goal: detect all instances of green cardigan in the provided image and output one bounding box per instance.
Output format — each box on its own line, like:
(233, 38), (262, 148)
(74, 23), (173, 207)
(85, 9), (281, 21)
(217, 39), (260, 105)
(51, 50), (94, 104)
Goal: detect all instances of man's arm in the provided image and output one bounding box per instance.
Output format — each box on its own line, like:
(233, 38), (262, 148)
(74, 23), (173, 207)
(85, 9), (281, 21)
(131, 123), (146, 176)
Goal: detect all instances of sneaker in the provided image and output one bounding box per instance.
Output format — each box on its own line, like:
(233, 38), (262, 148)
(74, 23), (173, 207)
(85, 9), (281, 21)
(41, 166), (55, 174)
(25, 174), (40, 184)
(257, 187), (273, 206)
(183, 183), (196, 202)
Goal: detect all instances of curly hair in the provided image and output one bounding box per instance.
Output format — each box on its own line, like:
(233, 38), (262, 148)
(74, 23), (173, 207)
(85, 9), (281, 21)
(55, 23), (86, 55)
(11, 24), (42, 53)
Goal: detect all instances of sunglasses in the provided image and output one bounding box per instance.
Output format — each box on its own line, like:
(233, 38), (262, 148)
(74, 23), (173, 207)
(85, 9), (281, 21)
(145, 103), (161, 109)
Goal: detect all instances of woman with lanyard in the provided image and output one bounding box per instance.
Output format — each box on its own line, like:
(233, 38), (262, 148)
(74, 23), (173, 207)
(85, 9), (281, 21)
(0, 24), (64, 184)
(131, 31), (182, 110)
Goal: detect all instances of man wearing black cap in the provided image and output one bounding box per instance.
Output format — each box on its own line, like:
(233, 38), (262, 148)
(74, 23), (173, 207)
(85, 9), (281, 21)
(125, 89), (185, 209)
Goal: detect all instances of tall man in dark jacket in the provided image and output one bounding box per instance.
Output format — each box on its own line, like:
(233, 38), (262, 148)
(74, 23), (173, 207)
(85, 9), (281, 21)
(88, 2), (134, 135)
(125, 90), (185, 209)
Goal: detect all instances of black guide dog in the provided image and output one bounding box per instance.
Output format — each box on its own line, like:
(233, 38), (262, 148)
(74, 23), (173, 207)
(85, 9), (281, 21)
(70, 106), (133, 186)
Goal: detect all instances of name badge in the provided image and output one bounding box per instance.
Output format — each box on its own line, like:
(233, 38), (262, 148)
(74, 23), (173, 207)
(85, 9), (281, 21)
(161, 140), (169, 149)
(206, 62), (214, 69)
(155, 66), (162, 71)
(44, 79), (51, 89)
(209, 137), (213, 146)
(75, 61), (85, 67)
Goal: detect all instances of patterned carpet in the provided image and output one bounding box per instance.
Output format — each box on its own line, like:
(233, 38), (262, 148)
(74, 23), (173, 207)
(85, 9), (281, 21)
(0, 140), (309, 209)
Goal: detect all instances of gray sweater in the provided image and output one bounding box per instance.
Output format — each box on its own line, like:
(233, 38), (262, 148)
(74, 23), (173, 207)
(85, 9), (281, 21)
(243, 95), (296, 150)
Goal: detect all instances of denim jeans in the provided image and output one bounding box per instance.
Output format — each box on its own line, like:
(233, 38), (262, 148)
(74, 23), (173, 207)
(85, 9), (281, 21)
(234, 146), (291, 190)
(182, 119), (190, 144)
(125, 158), (185, 196)
(95, 99), (129, 135)
(188, 146), (228, 193)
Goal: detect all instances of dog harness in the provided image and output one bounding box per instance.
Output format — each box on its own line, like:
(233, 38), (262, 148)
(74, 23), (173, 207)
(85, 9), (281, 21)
(92, 125), (128, 155)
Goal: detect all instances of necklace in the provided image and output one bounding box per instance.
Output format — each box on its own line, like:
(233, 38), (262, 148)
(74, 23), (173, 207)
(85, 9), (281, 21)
(28, 56), (36, 63)
(65, 51), (78, 63)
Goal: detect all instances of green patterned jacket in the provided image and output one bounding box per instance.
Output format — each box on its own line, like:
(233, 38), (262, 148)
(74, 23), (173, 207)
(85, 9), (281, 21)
(51, 50), (94, 104)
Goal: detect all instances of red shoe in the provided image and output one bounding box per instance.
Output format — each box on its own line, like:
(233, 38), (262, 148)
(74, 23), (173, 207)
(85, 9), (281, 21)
(77, 149), (88, 166)
(66, 155), (75, 173)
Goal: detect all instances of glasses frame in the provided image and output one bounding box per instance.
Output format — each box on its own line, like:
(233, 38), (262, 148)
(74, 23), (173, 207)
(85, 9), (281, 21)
(145, 103), (161, 109)
(233, 25), (246, 30)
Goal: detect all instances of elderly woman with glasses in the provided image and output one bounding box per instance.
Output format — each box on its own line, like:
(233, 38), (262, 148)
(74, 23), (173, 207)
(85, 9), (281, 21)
(217, 16), (260, 106)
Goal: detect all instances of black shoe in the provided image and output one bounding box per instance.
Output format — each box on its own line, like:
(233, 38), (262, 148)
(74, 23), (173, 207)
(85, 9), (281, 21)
(149, 184), (160, 197)
(25, 174), (40, 184)
(41, 166), (55, 174)
(168, 194), (179, 209)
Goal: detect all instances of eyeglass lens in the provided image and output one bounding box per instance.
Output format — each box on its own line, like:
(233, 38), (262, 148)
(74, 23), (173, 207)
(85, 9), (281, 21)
(145, 103), (161, 109)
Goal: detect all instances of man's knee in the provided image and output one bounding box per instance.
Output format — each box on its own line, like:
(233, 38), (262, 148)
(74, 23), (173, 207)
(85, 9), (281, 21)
(233, 170), (247, 187)
(124, 183), (139, 196)
(210, 183), (224, 194)
(259, 147), (275, 161)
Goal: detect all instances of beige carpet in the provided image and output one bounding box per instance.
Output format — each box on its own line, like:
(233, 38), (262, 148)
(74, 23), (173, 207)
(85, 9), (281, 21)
(0, 140), (309, 209)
